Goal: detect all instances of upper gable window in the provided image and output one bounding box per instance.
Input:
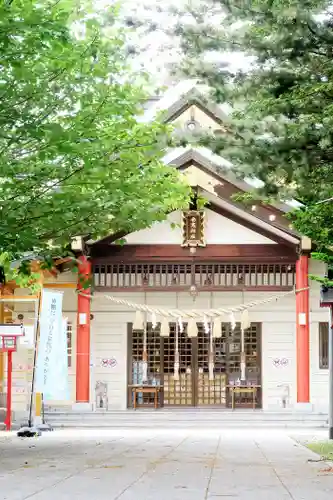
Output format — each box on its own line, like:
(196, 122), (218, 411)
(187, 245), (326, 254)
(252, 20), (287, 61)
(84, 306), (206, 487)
(185, 120), (200, 132)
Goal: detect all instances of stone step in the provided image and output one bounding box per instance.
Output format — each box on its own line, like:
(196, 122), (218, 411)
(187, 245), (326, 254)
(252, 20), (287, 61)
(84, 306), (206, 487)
(45, 410), (328, 419)
(43, 410), (328, 429)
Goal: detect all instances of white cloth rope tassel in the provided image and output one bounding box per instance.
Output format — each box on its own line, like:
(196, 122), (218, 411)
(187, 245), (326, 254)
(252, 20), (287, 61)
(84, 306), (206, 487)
(240, 351), (246, 382)
(187, 318), (197, 337)
(174, 352), (179, 380)
(133, 310), (144, 330)
(151, 312), (158, 329)
(204, 316), (210, 334)
(178, 317), (184, 333)
(213, 318), (222, 338)
(208, 360), (214, 381)
(230, 312), (236, 331)
(142, 361), (148, 382)
(160, 317), (170, 337)
(241, 309), (251, 330)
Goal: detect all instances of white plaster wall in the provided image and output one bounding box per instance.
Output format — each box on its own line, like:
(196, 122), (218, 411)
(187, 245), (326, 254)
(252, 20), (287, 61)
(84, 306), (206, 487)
(125, 212), (182, 244)
(123, 209), (276, 246)
(172, 105), (224, 132)
(91, 293), (140, 410)
(309, 260), (329, 412)
(205, 209), (276, 244)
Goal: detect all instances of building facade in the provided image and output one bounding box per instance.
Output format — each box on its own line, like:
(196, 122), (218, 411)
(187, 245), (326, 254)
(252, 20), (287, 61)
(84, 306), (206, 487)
(1, 84), (330, 420)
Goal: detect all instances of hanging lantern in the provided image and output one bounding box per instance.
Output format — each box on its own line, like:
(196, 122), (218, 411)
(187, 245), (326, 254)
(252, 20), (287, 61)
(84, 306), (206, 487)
(133, 310), (144, 330)
(160, 317), (170, 337)
(229, 312), (236, 331)
(241, 309), (251, 330)
(187, 318), (198, 337)
(212, 318), (222, 338)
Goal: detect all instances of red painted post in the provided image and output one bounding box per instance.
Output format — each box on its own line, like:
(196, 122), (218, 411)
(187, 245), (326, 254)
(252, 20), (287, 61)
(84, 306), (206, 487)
(76, 256), (91, 403)
(5, 350), (12, 431)
(296, 254), (310, 403)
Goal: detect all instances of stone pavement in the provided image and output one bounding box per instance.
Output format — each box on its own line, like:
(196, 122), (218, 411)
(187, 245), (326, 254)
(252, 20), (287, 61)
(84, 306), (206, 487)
(0, 428), (332, 500)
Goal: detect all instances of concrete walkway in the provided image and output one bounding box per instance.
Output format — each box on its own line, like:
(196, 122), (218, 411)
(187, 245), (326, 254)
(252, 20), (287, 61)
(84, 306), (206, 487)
(0, 428), (332, 500)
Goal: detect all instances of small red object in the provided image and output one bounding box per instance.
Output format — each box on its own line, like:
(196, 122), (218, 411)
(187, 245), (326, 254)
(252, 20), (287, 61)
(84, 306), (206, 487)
(0, 324), (24, 431)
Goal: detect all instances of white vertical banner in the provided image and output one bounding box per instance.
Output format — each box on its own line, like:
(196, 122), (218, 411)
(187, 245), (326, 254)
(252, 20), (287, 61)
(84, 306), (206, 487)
(49, 318), (70, 401)
(35, 289), (69, 400)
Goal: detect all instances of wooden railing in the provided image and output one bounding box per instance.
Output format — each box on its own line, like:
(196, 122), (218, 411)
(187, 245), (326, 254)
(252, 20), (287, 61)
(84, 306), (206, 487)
(93, 262), (296, 290)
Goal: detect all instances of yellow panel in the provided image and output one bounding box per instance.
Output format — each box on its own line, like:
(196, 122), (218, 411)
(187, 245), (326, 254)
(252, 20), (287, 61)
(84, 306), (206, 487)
(35, 393), (42, 417)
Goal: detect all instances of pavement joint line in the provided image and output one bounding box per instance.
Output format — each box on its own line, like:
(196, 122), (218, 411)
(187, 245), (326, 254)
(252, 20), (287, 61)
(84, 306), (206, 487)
(2, 430), (333, 499)
(254, 439), (296, 500)
(1, 435), (127, 475)
(20, 436), (125, 500)
(112, 434), (190, 500)
(20, 434), (158, 500)
(204, 434), (221, 500)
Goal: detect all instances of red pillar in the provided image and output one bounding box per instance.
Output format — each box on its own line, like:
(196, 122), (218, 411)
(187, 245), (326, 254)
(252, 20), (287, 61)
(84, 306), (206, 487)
(5, 351), (12, 431)
(296, 254), (310, 403)
(76, 256), (91, 403)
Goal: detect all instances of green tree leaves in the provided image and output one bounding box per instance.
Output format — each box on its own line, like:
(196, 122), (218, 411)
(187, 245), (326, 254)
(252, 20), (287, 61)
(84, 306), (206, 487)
(0, 0), (191, 282)
(178, 0), (333, 259)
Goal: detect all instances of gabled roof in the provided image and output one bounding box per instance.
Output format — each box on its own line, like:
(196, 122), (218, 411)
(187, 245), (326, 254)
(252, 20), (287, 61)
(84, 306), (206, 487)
(164, 146), (301, 212)
(164, 146), (300, 243)
(90, 151), (300, 249)
(90, 83), (305, 250)
(161, 87), (229, 124)
(202, 190), (299, 246)
(141, 80), (231, 124)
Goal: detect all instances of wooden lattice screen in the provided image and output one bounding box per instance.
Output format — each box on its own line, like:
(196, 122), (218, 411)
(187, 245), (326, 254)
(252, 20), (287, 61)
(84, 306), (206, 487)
(95, 263), (295, 290)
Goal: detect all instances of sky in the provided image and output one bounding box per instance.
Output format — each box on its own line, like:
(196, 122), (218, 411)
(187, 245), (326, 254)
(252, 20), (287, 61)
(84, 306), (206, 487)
(94, 0), (250, 88)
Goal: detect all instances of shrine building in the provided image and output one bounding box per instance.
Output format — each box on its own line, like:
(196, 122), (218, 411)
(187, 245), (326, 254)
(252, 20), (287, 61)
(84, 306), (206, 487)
(1, 83), (330, 421)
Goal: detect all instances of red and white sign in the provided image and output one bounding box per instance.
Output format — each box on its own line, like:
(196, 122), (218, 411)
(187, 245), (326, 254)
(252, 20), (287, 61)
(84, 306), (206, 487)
(100, 358), (117, 368)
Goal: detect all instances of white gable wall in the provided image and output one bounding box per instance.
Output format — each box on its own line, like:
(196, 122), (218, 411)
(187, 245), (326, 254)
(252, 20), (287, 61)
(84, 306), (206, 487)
(125, 212), (182, 244)
(205, 209), (276, 244)
(172, 105), (224, 132)
(124, 209), (277, 245)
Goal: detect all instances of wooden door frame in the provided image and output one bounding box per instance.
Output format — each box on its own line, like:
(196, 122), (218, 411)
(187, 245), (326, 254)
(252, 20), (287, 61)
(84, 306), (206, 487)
(127, 321), (263, 409)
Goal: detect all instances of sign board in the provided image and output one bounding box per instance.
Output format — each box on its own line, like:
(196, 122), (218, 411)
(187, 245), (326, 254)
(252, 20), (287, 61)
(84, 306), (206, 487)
(79, 313), (87, 325)
(273, 358), (289, 368)
(182, 210), (205, 247)
(35, 290), (69, 400)
(0, 324), (24, 336)
(101, 358), (117, 368)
